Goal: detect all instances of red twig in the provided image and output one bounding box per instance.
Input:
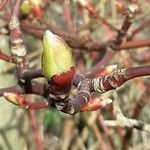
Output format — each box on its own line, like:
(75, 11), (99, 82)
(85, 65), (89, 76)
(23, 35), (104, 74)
(11, 0), (22, 17)
(126, 65), (150, 78)
(0, 52), (17, 63)
(28, 109), (44, 150)
(0, 86), (24, 96)
(20, 22), (150, 51)
(84, 1), (118, 32)
(28, 102), (49, 110)
(9, 0), (26, 56)
(92, 122), (112, 150)
(130, 19), (150, 39)
(91, 65), (150, 94)
(85, 51), (114, 78)
(21, 69), (43, 81)
(119, 39), (150, 50)
(98, 111), (115, 149)
(61, 0), (74, 33)
(121, 81), (149, 150)
(0, 0), (9, 10)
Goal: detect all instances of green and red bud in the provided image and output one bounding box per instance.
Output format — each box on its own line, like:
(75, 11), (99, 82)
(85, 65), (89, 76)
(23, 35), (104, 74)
(3, 92), (28, 108)
(42, 30), (75, 91)
(20, 0), (42, 18)
(20, 0), (31, 16)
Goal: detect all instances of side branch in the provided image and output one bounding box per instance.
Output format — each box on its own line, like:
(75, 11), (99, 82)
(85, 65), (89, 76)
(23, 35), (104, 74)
(91, 65), (150, 93)
(0, 52), (17, 63)
(9, 0), (26, 56)
(0, 85), (24, 96)
(104, 96), (150, 133)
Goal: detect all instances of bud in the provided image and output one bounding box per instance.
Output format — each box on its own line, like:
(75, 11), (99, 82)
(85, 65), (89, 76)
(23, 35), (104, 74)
(3, 93), (28, 108)
(115, 1), (127, 15)
(80, 98), (112, 111)
(20, 0), (31, 16)
(31, 0), (41, 6)
(31, 6), (42, 17)
(20, 0), (42, 17)
(42, 30), (75, 81)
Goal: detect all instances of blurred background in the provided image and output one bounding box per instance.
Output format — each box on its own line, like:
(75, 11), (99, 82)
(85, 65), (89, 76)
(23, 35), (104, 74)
(0, 0), (150, 149)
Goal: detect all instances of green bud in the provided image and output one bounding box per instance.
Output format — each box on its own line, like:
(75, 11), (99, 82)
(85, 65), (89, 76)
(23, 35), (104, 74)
(31, 0), (41, 6)
(42, 30), (74, 80)
(20, 0), (31, 15)
(20, 0), (41, 16)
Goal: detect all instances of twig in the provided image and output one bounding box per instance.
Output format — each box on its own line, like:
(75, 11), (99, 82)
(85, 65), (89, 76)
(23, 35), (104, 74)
(0, 50), (42, 74)
(21, 24), (150, 51)
(19, 20), (150, 51)
(0, 0), (9, 10)
(64, 77), (91, 114)
(130, 49), (150, 63)
(92, 122), (112, 150)
(85, 51), (114, 78)
(98, 111), (116, 150)
(1, 132), (13, 150)
(84, 1), (140, 77)
(61, 0), (74, 33)
(9, 0), (26, 56)
(91, 65), (150, 93)
(104, 120), (150, 132)
(84, 1), (119, 32)
(121, 82), (149, 150)
(129, 19), (150, 39)
(21, 69), (43, 81)
(0, 85), (24, 96)
(104, 94), (150, 133)
(0, 51), (17, 63)
(28, 109), (44, 150)
(28, 102), (49, 110)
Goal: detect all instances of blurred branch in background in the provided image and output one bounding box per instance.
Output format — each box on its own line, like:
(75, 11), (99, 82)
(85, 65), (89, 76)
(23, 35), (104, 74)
(0, 0), (150, 150)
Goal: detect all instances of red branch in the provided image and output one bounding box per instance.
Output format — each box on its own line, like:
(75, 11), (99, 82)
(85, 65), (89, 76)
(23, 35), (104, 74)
(28, 109), (44, 150)
(0, 0), (9, 10)
(0, 52), (17, 63)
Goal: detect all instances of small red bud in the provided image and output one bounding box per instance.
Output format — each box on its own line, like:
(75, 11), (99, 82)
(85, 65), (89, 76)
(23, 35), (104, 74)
(80, 98), (112, 112)
(115, 1), (127, 15)
(31, 6), (42, 17)
(3, 93), (28, 108)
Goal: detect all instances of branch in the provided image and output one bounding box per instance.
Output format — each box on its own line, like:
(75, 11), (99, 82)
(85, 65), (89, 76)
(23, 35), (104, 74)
(9, 0), (26, 56)
(0, 50), (42, 74)
(0, 85), (24, 96)
(130, 49), (150, 63)
(98, 111), (116, 149)
(91, 65), (150, 93)
(84, 1), (141, 77)
(104, 120), (150, 132)
(0, 0), (9, 10)
(21, 69), (43, 81)
(91, 122), (112, 150)
(0, 51), (17, 63)
(19, 20), (150, 51)
(27, 109), (44, 150)
(129, 19), (150, 39)
(64, 77), (91, 114)
(61, 0), (74, 33)
(84, 1), (119, 32)
(104, 95), (150, 133)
